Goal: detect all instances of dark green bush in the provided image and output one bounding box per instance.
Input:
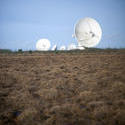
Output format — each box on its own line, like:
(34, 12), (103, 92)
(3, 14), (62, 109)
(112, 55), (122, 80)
(18, 49), (23, 53)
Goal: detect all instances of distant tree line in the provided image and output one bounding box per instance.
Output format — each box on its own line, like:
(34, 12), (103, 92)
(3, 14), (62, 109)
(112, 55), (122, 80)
(0, 48), (125, 54)
(0, 49), (12, 53)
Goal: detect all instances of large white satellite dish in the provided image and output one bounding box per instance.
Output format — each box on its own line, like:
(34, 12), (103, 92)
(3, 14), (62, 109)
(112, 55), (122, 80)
(74, 17), (102, 47)
(36, 39), (51, 51)
(60, 46), (66, 50)
(67, 44), (76, 50)
(52, 45), (57, 51)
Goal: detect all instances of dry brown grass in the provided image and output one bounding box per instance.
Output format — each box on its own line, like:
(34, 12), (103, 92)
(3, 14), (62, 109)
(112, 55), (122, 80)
(0, 50), (125, 125)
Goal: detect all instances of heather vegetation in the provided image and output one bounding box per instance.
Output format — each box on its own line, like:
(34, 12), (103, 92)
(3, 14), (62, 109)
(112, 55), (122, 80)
(0, 49), (125, 125)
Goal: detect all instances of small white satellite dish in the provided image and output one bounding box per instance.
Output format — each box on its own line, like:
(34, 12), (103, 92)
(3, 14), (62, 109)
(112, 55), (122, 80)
(52, 45), (57, 51)
(72, 34), (75, 38)
(67, 44), (76, 50)
(36, 39), (51, 51)
(74, 17), (102, 47)
(76, 45), (85, 50)
(60, 46), (66, 50)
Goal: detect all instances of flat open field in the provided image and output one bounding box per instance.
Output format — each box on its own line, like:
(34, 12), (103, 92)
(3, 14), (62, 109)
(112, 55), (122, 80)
(0, 50), (125, 125)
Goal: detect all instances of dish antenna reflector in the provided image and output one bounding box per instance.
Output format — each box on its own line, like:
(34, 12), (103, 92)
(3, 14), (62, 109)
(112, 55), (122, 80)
(36, 39), (51, 51)
(60, 46), (66, 50)
(68, 44), (76, 50)
(52, 45), (57, 51)
(74, 17), (102, 47)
